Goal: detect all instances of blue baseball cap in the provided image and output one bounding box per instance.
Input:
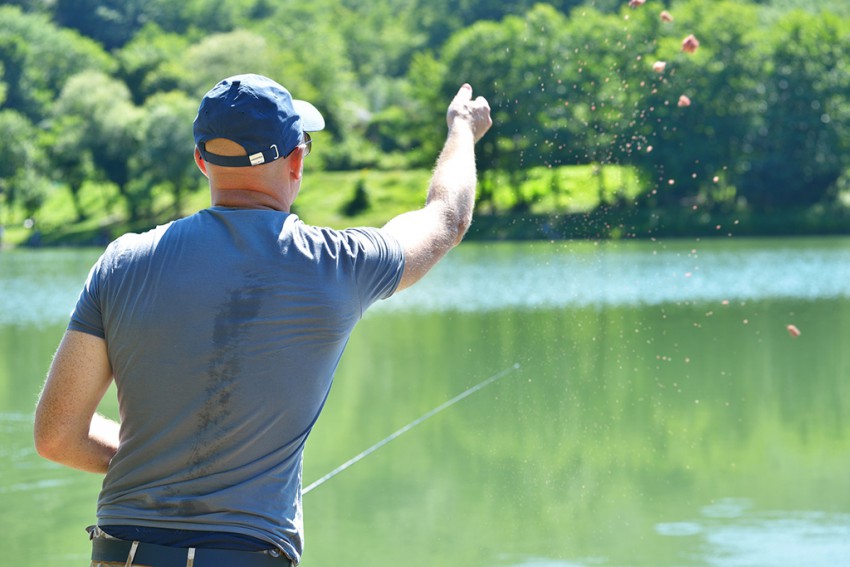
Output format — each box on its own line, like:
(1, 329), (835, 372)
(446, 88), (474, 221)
(193, 74), (325, 167)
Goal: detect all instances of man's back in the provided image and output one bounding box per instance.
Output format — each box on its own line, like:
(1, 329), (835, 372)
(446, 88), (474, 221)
(71, 207), (403, 560)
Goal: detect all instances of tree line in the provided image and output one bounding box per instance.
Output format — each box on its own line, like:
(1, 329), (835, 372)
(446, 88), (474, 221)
(1, 0), (850, 229)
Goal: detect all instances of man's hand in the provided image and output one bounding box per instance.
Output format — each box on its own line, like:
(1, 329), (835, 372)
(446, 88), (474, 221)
(447, 84), (492, 143)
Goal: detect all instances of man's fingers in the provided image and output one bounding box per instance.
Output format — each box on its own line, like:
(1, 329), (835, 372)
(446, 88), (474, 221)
(452, 83), (473, 104)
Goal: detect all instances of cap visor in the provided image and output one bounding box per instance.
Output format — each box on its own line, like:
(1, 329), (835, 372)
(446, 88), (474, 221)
(293, 100), (325, 132)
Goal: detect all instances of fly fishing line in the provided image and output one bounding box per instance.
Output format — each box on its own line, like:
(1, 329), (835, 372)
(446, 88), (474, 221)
(303, 362), (522, 495)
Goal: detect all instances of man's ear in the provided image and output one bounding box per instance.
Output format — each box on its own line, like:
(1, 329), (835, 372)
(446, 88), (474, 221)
(289, 147), (304, 181)
(194, 147), (209, 178)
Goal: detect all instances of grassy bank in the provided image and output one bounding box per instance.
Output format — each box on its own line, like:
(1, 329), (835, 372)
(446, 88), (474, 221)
(2, 164), (849, 248)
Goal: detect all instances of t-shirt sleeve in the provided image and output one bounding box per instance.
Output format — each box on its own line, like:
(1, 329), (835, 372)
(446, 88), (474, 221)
(340, 227), (405, 311)
(67, 248), (109, 338)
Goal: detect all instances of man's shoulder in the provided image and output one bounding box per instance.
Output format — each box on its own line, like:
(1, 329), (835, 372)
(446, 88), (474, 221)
(100, 222), (176, 266)
(291, 222), (400, 254)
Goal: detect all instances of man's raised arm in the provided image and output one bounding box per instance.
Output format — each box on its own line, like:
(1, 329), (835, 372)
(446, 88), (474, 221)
(382, 84), (492, 292)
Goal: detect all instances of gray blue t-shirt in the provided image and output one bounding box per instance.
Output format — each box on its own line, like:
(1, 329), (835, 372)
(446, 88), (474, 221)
(69, 207), (405, 564)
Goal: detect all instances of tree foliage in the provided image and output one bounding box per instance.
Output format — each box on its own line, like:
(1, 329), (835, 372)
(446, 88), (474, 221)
(0, 6), (114, 120)
(0, 109), (48, 218)
(1, 0), (850, 233)
(739, 10), (850, 208)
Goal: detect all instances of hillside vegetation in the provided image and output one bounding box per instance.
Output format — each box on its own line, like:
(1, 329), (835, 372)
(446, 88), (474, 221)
(2, 0), (850, 244)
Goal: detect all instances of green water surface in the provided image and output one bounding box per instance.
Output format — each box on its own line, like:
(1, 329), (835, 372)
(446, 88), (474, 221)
(1, 239), (848, 566)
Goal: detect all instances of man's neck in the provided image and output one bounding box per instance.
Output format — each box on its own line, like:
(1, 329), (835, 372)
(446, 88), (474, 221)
(211, 189), (289, 212)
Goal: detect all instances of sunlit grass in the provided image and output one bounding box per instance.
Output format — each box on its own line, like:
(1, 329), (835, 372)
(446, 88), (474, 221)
(3, 165), (627, 247)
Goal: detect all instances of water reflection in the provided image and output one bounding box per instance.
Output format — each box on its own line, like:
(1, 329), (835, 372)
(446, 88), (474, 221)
(657, 499), (850, 567)
(0, 248), (102, 326)
(302, 297), (850, 567)
(510, 506), (850, 567)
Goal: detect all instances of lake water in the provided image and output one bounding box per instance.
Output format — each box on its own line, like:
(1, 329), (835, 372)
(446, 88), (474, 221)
(1, 237), (849, 566)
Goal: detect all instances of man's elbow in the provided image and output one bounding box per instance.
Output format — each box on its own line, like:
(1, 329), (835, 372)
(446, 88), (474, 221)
(33, 416), (69, 463)
(452, 212), (472, 246)
(34, 431), (62, 462)
(437, 203), (472, 247)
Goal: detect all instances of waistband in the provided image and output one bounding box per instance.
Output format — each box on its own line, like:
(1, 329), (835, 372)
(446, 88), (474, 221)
(91, 537), (292, 567)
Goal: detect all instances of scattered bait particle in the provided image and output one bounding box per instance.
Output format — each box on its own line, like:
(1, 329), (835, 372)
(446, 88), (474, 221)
(653, 61), (667, 73)
(629, 0), (646, 7)
(678, 94), (692, 107)
(684, 272), (692, 278)
(721, 300), (729, 305)
(682, 34), (700, 53)
(660, 10), (674, 22)
(786, 324), (801, 338)
(713, 176), (720, 183)
(646, 145), (653, 153)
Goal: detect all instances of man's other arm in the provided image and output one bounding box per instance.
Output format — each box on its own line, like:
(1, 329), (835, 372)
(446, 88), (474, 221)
(34, 330), (119, 473)
(382, 84), (492, 292)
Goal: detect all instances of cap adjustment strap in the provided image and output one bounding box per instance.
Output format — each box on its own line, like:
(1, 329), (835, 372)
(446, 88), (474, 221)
(200, 143), (281, 167)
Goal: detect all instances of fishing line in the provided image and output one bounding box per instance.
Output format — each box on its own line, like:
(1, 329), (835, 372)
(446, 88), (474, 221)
(303, 361), (522, 495)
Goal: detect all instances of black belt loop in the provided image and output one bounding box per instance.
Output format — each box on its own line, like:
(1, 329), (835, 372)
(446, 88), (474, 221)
(91, 537), (292, 567)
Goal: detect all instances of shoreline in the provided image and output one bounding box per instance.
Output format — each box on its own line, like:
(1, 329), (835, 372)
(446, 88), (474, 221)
(5, 206), (850, 249)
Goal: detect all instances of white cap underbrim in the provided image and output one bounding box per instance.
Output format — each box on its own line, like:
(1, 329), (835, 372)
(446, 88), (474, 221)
(293, 99), (325, 132)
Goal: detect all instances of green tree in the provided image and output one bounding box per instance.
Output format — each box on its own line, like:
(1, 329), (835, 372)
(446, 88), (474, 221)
(0, 61), (6, 106)
(341, 177), (371, 217)
(181, 0), (274, 35)
(51, 71), (145, 221)
(45, 114), (96, 222)
(435, 2), (657, 176)
(116, 25), (191, 104)
(436, 5), (586, 208)
(52, 0), (152, 49)
(50, 0), (269, 49)
(0, 6), (114, 120)
(625, 0), (766, 209)
(0, 109), (49, 221)
(172, 30), (275, 98)
(401, 52), (449, 167)
(738, 10), (850, 209)
(413, 0), (621, 47)
(133, 91), (201, 215)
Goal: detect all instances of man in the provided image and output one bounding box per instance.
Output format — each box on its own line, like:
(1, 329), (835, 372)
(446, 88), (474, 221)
(33, 73), (491, 566)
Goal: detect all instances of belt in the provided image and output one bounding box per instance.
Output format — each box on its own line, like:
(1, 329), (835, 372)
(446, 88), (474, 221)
(91, 537), (292, 567)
